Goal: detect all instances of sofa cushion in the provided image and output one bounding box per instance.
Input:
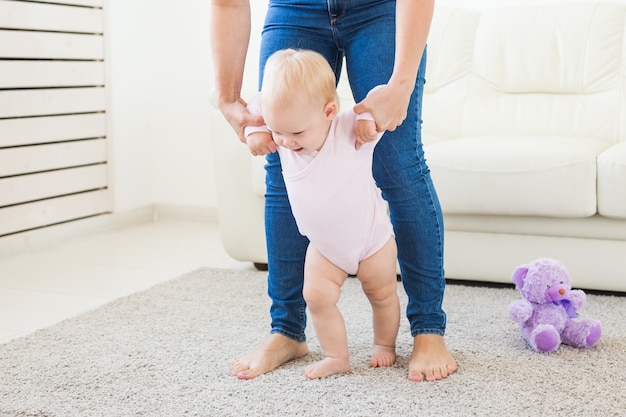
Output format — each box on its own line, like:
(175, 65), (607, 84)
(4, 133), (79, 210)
(598, 142), (626, 219)
(462, 3), (624, 142)
(426, 136), (611, 217)
(473, 3), (624, 94)
(425, 7), (479, 93)
(423, 8), (478, 143)
(424, 4), (626, 145)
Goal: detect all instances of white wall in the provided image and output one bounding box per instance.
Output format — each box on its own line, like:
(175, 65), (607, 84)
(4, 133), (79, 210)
(105, 1), (151, 213)
(106, 0), (213, 213)
(105, 0), (626, 214)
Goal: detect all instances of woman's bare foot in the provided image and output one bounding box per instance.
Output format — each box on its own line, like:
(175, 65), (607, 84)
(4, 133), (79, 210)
(305, 357), (351, 379)
(408, 334), (457, 382)
(231, 333), (308, 380)
(369, 344), (396, 367)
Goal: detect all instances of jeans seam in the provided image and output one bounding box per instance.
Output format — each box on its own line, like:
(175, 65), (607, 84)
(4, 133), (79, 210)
(411, 328), (446, 337)
(270, 328), (307, 342)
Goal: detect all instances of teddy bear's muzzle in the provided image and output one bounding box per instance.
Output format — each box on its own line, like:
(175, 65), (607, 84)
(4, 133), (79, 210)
(545, 285), (567, 302)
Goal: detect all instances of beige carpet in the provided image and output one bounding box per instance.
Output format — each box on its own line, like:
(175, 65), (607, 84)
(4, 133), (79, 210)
(1, 268), (625, 417)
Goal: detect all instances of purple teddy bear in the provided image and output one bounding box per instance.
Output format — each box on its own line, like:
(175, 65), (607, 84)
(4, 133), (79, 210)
(508, 258), (602, 353)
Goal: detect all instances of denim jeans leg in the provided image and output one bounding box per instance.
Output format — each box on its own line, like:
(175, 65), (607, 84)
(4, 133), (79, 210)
(372, 57), (448, 337)
(261, 0), (340, 342)
(259, 0), (447, 340)
(335, 1), (447, 336)
(264, 152), (309, 341)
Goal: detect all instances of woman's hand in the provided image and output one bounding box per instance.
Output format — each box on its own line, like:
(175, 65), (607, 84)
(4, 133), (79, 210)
(353, 83), (412, 133)
(354, 0), (433, 133)
(218, 97), (265, 144)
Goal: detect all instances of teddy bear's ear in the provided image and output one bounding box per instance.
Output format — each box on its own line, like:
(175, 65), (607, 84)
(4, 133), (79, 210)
(512, 265), (529, 289)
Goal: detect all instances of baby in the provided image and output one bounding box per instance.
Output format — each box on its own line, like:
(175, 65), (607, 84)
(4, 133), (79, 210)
(245, 48), (400, 379)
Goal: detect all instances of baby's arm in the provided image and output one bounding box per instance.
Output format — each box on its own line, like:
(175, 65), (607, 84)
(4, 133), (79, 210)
(246, 130), (276, 156)
(355, 118), (379, 149)
(243, 93), (277, 156)
(355, 112), (384, 150)
(354, 85), (387, 149)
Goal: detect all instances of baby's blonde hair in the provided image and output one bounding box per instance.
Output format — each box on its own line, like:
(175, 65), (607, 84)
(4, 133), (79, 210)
(261, 49), (339, 109)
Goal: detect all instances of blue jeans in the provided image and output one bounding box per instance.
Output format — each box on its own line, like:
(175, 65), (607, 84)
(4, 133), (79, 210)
(260, 0), (446, 341)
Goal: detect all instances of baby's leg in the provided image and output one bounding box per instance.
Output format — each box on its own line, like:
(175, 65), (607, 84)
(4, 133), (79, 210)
(357, 236), (400, 367)
(302, 245), (351, 379)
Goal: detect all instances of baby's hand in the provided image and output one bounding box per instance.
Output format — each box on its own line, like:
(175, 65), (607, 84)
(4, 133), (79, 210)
(355, 119), (379, 150)
(246, 131), (276, 156)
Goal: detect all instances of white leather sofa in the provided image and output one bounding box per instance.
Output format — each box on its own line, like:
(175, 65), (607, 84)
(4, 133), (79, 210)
(210, 3), (626, 292)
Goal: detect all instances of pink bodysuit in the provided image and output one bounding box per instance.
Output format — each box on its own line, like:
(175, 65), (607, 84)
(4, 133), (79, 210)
(246, 98), (393, 275)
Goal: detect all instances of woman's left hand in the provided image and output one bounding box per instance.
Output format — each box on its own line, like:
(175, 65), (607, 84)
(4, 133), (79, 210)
(353, 83), (412, 132)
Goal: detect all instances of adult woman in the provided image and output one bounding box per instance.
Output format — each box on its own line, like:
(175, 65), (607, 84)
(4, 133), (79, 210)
(210, 0), (457, 382)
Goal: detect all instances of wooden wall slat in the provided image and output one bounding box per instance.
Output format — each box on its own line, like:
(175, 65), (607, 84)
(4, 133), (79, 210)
(0, 164), (107, 207)
(0, 0), (103, 33)
(0, 113), (106, 147)
(0, 139), (107, 177)
(0, 190), (109, 237)
(0, 0), (110, 237)
(0, 30), (103, 60)
(0, 88), (106, 118)
(0, 61), (104, 89)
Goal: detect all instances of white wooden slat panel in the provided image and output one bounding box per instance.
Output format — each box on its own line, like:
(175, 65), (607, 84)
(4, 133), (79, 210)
(0, 164), (107, 207)
(0, 1), (103, 33)
(0, 189), (109, 236)
(0, 139), (107, 177)
(0, 30), (103, 60)
(0, 113), (106, 147)
(0, 88), (106, 118)
(24, 0), (103, 8)
(0, 0), (110, 237)
(0, 61), (104, 89)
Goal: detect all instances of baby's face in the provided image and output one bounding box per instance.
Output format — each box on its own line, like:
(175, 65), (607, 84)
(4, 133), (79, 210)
(263, 96), (337, 155)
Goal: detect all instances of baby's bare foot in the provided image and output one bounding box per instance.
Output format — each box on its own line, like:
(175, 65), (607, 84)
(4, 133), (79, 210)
(370, 344), (396, 367)
(231, 334), (308, 380)
(408, 334), (457, 382)
(305, 357), (351, 379)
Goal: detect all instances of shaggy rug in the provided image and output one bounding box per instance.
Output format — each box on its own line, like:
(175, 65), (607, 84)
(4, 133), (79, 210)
(1, 268), (625, 417)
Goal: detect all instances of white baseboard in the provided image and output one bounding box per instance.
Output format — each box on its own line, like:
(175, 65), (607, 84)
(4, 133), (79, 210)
(0, 204), (218, 259)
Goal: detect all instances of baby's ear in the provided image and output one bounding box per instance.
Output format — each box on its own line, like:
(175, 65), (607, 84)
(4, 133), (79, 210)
(324, 101), (339, 119)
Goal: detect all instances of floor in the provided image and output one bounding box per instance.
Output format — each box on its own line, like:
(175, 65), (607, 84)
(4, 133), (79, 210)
(0, 219), (254, 344)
